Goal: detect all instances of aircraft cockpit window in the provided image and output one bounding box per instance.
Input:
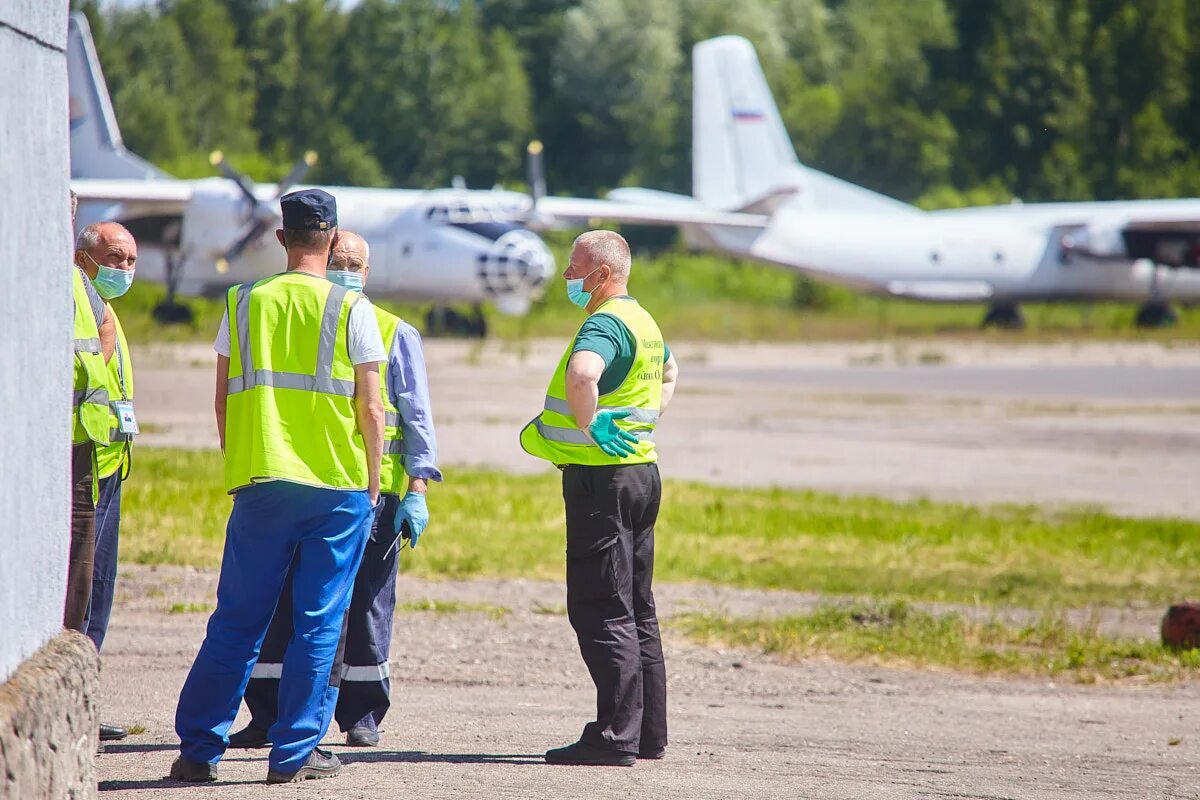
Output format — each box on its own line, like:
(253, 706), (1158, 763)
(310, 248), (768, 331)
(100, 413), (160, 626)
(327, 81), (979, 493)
(449, 220), (521, 241)
(423, 202), (515, 227)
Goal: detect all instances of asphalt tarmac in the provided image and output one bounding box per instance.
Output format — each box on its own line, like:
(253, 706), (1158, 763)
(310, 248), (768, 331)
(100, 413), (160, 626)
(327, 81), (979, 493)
(134, 339), (1200, 518)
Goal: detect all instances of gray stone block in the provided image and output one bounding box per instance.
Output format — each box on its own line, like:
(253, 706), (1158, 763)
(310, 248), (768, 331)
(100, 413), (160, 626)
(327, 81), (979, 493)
(0, 632), (99, 800)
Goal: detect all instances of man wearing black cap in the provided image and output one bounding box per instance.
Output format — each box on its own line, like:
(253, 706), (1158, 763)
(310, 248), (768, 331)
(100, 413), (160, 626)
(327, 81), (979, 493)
(170, 189), (386, 785)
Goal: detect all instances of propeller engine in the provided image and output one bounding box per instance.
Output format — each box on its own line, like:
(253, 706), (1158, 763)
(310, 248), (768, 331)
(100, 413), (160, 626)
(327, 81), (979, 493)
(211, 149), (318, 272)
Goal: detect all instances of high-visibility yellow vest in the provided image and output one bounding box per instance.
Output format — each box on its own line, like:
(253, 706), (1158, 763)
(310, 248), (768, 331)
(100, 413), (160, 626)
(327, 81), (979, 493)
(373, 305), (407, 497)
(96, 307), (134, 480)
(520, 297), (663, 466)
(72, 267), (111, 448)
(224, 272), (368, 494)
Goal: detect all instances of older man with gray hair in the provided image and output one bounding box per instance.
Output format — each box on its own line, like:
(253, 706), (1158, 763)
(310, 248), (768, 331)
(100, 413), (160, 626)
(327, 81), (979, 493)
(520, 229), (679, 766)
(72, 220), (140, 743)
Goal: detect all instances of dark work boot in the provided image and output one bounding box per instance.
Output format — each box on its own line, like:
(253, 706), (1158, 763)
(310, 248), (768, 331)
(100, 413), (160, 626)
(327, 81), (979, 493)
(266, 748), (342, 784)
(227, 723), (270, 749)
(168, 756), (218, 782)
(545, 741), (636, 767)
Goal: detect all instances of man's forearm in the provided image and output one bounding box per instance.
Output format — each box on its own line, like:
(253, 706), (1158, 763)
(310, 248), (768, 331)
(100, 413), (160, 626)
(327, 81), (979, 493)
(566, 373), (599, 430)
(215, 356), (229, 452)
(357, 396), (384, 498)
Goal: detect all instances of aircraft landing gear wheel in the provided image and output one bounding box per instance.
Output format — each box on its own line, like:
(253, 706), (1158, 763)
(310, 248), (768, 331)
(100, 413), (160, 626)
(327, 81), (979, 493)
(153, 300), (194, 325)
(981, 303), (1025, 330)
(1135, 301), (1178, 328)
(425, 306), (488, 338)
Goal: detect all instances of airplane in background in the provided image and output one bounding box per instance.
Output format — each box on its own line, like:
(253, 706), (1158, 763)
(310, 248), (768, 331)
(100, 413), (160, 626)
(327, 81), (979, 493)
(68, 13), (555, 334)
(578, 35), (1200, 328)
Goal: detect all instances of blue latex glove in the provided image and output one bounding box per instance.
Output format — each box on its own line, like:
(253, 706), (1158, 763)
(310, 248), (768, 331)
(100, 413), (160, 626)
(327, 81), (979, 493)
(587, 410), (639, 457)
(395, 491), (429, 548)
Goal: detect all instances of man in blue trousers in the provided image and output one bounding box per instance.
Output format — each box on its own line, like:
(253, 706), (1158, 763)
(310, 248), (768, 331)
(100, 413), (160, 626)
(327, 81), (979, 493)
(229, 230), (441, 749)
(170, 189), (385, 784)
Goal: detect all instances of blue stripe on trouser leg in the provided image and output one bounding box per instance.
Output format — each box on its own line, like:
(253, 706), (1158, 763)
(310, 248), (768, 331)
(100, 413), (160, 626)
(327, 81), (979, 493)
(174, 482), (371, 770)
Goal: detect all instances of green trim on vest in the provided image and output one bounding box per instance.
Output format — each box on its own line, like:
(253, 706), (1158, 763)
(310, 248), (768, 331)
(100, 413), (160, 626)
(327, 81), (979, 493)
(72, 268), (111, 449)
(96, 307), (134, 479)
(520, 297), (664, 466)
(224, 272), (368, 494)
(374, 305), (407, 496)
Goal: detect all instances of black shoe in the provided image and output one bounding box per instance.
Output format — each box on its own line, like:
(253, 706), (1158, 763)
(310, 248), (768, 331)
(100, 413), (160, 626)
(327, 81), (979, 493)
(345, 726), (380, 747)
(99, 723), (128, 741)
(639, 746), (666, 760)
(168, 756), (218, 783)
(545, 741), (636, 767)
(266, 748), (341, 784)
(227, 723), (270, 749)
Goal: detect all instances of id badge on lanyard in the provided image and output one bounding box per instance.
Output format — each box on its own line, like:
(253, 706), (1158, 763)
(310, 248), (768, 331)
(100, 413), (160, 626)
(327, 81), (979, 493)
(113, 339), (137, 435)
(114, 400), (139, 435)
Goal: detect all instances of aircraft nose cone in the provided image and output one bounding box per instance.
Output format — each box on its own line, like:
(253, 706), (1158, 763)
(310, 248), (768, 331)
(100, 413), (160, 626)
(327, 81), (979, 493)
(476, 229), (555, 297)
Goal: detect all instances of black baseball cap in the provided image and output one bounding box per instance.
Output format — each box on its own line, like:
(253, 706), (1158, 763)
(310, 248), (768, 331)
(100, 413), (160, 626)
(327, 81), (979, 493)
(280, 189), (337, 231)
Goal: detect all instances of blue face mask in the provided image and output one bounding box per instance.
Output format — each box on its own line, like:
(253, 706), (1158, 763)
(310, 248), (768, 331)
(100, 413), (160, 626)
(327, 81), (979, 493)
(85, 253), (135, 299)
(566, 265), (603, 309)
(327, 270), (364, 292)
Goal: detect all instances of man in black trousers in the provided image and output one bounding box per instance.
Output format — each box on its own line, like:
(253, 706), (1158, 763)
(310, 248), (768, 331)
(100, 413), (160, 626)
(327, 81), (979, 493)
(519, 230), (680, 766)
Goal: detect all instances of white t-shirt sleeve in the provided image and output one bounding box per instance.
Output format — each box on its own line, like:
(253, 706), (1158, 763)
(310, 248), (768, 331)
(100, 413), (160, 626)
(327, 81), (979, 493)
(347, 298), (387, 365)
(213, 310), (231, 357)
(213, 297), (384, 364)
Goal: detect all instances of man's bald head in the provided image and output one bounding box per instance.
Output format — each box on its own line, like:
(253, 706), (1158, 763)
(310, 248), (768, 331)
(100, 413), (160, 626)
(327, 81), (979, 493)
(330, 231), (370, 273)
(75, 221), (137, 278)
(571, 230), (631, 282)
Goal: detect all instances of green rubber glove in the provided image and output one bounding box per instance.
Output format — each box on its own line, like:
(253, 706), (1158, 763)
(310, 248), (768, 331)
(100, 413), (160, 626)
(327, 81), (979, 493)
(587, 410), (639, 457)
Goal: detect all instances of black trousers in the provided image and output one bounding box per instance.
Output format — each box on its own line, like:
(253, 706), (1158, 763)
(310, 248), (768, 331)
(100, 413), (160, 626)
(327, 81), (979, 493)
(65, 442), (96, 633)
(244, 494), (401, 733)
(562, 462), (667, 755)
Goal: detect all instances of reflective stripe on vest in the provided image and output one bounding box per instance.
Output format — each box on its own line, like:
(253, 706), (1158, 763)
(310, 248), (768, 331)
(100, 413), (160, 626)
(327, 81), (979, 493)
(520, 297), (663, 466)
(228, 283), (353, 397)
(223, 274), (367, 493)
(541, 395), (659, 426)
(97, 310), (136, 481)
(72, 268), (112, 449)
(373, 305), (407, 496)
(532, 418), (655, 445)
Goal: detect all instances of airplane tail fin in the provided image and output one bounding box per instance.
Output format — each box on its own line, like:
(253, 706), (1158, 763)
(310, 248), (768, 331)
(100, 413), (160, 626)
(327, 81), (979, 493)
(68, 12), (164, 180)
(692, 36), (914, 215)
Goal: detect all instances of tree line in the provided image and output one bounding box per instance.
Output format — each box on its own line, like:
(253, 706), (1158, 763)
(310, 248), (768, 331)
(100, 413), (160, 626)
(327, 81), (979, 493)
(75, 0), (1200, 208)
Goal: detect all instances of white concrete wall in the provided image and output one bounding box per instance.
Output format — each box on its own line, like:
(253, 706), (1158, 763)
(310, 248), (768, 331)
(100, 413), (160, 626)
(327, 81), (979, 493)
(0, 3), (73, 684)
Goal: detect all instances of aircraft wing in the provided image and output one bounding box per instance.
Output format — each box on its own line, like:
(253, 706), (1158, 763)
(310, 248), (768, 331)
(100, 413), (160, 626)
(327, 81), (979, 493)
(71, 178), (194, 214)
(535, 196), (767, 229)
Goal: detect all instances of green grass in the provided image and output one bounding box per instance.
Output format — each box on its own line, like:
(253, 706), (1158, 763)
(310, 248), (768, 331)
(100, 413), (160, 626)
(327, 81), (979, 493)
(113, 245), (1200, 345)
(167, 601), (214, 614)
(676, 602), (1200, 683)
(123, 448), (1200, 609)
(397, 599), (511, 619)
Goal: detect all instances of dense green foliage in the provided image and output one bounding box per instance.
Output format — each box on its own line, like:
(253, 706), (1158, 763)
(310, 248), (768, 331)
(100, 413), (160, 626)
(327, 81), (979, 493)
(75, 0), (1200, 205)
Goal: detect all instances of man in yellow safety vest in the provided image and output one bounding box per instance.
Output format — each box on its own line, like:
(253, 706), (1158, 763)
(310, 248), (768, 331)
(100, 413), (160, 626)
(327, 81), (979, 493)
(171, 190), (385, 785)
(230, 230), (440, 750)
(520, 230), (680, 766)
(73, 220), (140, 744)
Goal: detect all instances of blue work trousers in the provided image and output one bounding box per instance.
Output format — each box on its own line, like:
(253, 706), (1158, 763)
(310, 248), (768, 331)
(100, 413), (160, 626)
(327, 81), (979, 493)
(244, 493), (401, 734)
(174, 481), (372, 774)
(83, 471), (122, 651)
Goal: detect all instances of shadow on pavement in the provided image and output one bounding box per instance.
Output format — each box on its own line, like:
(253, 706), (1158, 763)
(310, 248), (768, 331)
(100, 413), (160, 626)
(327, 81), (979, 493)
(339, 750), (545, 766)
(100, 742), (179, 754)
(100, 778), (262, 791)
